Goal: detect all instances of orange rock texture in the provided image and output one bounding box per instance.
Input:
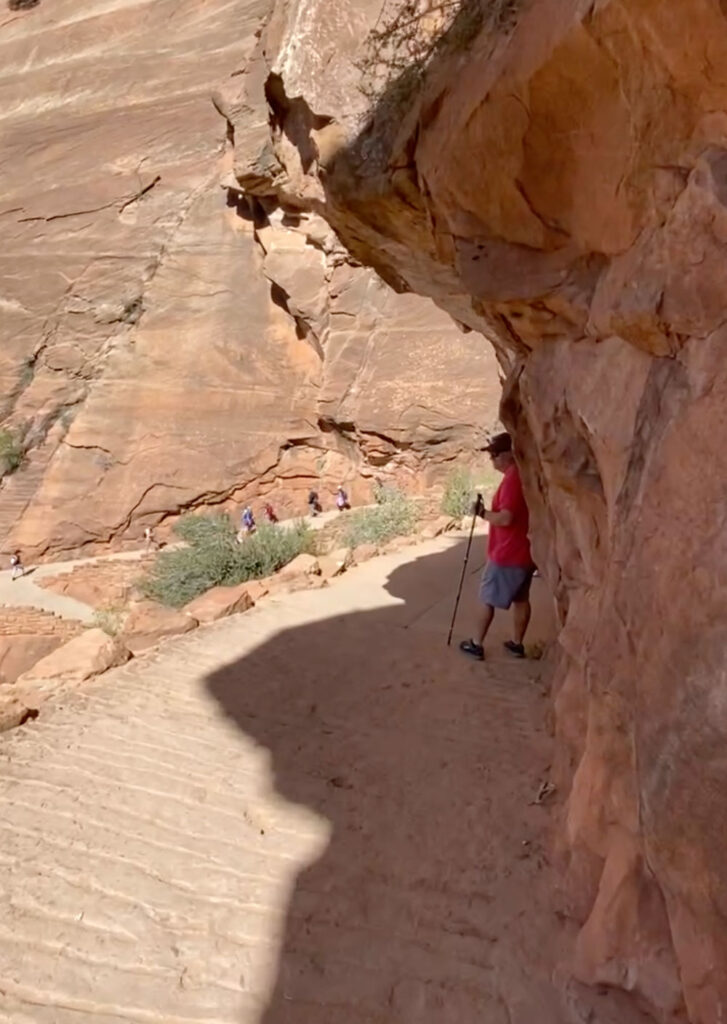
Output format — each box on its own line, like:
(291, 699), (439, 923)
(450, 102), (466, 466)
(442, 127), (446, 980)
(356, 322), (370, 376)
(228, 0), (727, 1019)
(0, 0), (499, 561)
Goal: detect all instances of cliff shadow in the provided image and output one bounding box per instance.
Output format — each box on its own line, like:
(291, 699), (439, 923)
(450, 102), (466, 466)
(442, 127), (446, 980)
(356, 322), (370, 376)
(203, 539), (602, 1023)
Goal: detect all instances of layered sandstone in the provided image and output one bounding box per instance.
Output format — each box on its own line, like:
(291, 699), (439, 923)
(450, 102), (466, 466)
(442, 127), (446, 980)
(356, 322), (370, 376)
(228, 0), (727, 1019)
(0, 0), (499, 561)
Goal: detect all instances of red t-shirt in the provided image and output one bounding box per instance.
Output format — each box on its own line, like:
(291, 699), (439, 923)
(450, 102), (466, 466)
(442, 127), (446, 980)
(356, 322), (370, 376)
(487, 464), (533, 568)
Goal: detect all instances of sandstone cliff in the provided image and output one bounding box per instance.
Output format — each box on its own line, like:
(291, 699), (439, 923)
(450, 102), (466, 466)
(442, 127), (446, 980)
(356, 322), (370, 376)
(0, 0), (499, 559)
(228, 0), (727, 1019)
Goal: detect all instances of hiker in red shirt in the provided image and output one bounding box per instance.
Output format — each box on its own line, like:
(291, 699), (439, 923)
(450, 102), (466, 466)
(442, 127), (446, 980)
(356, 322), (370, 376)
(460, 432), (535, 661)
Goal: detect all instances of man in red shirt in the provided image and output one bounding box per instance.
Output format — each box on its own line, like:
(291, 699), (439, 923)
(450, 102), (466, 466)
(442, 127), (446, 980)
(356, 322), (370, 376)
(460, 432), (535, 661)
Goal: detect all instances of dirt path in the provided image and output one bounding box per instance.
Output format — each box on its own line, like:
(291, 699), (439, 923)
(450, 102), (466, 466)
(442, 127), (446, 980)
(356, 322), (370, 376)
(0, 538), (649, 1023)
(0, 509), (352, 624)
(0, 569), (94, 623)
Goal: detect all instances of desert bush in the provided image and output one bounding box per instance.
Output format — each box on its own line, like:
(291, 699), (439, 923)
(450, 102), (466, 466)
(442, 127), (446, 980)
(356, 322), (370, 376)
(372, 480), (404, 505)
(344, 486), (418, 547)
(174, 512), (236, 548)
(231, 520), (314, 581)
(92, 605), (126, 637)
(142, 514), (314, 608)
(441, 467), (474, 518)
(0, 428), (24, 474)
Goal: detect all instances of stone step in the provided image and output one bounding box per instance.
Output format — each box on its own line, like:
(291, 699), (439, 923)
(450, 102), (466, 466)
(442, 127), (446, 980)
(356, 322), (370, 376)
(0, 606), (84, 638)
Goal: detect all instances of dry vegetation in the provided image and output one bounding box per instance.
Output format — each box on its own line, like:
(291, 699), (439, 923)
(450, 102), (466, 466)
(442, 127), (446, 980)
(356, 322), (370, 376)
(357, 0), (519, 101)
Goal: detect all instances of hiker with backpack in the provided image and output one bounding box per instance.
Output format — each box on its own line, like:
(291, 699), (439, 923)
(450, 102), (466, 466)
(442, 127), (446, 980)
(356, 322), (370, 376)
(308, 489), (322, 517)
(237, 506), (256, 541)
(335, 485), (350, 512)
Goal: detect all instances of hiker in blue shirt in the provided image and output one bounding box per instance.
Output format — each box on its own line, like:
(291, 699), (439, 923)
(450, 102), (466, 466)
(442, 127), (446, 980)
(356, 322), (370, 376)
(237, 506), (256, 541)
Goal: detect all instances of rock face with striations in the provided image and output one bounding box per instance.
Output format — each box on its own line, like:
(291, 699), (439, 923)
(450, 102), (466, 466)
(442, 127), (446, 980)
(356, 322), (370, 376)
(228, 0), (727, 1020)
(0, 0), (499, 560)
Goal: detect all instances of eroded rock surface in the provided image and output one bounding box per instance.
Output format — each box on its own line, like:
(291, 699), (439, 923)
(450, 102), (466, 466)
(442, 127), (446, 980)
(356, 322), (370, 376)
(0, 0), (499, 561)
(228, 0), (727, 1019)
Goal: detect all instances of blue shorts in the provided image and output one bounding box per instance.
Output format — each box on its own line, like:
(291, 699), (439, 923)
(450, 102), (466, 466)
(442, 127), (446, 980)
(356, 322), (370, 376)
(479, 561), (534, 610)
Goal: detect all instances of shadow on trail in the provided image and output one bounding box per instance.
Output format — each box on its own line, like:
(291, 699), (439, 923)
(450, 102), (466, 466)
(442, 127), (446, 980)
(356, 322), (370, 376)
(205, 542), (644, 1024)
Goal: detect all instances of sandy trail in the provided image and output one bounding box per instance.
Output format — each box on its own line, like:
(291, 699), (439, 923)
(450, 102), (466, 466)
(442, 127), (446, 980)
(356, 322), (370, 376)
(0, 537), (650, 1023)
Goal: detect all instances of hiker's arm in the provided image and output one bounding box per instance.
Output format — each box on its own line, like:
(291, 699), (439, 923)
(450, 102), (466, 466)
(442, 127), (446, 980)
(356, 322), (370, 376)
(484, 507), (513, 527)
(472, 496), (513, 526)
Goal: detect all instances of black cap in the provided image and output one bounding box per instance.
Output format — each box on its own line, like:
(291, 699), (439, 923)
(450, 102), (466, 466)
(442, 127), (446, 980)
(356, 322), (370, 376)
(482, 431), (512, 456)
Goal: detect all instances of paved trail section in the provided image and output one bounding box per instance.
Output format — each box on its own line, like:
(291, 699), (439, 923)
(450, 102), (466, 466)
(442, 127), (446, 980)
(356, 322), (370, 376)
(0, 538), (649, 1024)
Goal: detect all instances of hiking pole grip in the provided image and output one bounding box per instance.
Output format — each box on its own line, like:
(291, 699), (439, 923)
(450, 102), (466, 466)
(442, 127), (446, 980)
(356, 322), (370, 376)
(446, 499), (480, 647)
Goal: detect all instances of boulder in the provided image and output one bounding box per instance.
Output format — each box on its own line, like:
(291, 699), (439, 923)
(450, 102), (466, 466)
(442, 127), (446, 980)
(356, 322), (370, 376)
(0, 695), (33, 733)
(277, 554), (321, 582)
(243, 579), (270, 604)
(17, 628), (130, 685)
(420, 516), (458, 540)
(380, 537), (411, 555)
(182, 583), (255, 625)
(13, 629), (131, 712)
(351, 544), (378, 564)
(282, 576), (329, 594)
(122, 601), (197, 653)
(0, 635), (67, 686)
(317, 548), (352, 579)
(0, 608), (86, 685)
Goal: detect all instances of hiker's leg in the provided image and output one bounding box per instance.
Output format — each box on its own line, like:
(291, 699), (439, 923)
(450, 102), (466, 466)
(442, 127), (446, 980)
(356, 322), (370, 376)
(475, 603), (495, 645)
(513, 599), (531, 645)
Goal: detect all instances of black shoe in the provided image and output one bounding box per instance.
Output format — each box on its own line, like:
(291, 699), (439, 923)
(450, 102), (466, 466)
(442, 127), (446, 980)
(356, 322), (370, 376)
(504, 641), (525, 658)
(459, 639), (484, 661)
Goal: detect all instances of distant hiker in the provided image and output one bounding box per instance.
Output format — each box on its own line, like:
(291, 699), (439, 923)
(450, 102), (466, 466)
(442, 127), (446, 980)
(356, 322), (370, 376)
(242, 506), (256, 534)
(9, 551), (24, 580)
(263, 502), (279, 524)
(459, 432), (535, 661)
(308, 490), (322, 517)
(335, 485), (350, 512)
(143, 526), (159, 554)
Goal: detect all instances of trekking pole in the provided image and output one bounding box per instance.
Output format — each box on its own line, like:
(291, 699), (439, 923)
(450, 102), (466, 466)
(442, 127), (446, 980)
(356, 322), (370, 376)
(446, 496), (481, 647)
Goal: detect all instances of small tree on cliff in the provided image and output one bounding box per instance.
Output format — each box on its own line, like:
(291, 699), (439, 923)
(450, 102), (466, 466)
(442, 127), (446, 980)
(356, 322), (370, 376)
(357, 0), (518, 101)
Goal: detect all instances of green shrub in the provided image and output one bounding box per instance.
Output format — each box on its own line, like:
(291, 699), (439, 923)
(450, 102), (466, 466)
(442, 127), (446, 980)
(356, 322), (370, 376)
(344, 486), (418, 547)
(372, 481), (403, 505)
(441, 467), (475, 518)
(174, 512), (236, 547)
(142, 513), (314, 608)
(0, 428), (23, 474)
(92, 605), (126, 637)
(231, 520), (314, 581)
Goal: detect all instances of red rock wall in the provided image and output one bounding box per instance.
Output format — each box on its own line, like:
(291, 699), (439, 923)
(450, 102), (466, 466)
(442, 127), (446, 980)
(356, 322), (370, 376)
(230, 0), (727, 1019)
(0, 0), (500, 560)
